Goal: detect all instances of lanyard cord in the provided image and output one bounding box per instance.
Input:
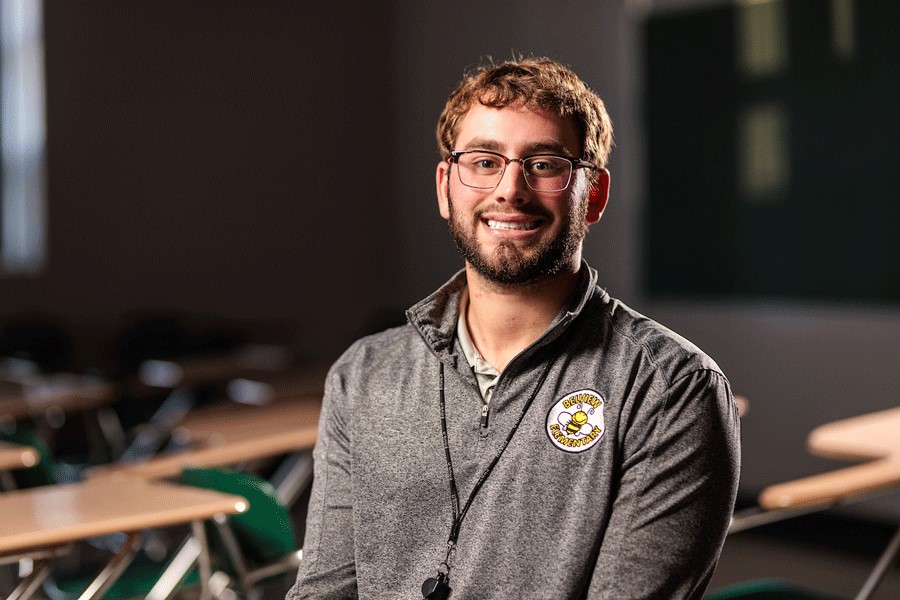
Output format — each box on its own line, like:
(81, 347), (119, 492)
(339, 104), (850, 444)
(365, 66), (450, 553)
(437, 357), (554, 567)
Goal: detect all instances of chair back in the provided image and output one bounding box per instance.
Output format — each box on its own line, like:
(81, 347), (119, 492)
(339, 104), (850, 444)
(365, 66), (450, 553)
(180, 467), (297, 563)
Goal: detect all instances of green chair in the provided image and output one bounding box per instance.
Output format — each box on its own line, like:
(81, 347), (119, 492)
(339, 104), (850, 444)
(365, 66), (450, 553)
(180, 466), (302, 597)
(704, 578), (846, 600)
(46, 557), (200, 600)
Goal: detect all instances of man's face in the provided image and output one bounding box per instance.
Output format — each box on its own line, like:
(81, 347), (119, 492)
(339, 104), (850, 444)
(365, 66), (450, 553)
(436, 103), (599, 286)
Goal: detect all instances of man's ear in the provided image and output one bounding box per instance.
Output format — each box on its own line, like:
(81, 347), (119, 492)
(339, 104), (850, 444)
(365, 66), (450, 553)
(585, 168), (610, 224)
(436, 161), (451, 220)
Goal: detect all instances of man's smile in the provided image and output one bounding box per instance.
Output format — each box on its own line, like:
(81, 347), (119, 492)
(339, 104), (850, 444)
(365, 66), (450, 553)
(484, 218), (541, 231)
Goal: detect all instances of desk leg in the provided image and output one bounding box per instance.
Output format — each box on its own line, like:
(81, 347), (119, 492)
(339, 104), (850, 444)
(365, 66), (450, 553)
(271, 450), (314, 507)
(145, 535), (201, 600)
(145, 519), (226, 600)
(192, 520), (213, 600)
(854, 523), (900, 600)
(729, 504), (837, 534)
(6, 561), (50, 600)
(76, 532), (141, 600)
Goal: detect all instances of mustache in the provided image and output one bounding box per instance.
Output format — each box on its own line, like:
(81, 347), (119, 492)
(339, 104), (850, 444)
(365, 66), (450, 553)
(472, 205), (551, 220)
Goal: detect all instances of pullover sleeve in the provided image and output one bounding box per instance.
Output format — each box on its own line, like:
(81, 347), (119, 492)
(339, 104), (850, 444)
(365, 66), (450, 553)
(587, 368), (741, 599)
(286, 365), (358, 600)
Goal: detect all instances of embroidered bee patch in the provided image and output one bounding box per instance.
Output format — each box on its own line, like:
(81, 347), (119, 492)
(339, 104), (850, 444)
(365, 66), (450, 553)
(546, 389), (605, 453)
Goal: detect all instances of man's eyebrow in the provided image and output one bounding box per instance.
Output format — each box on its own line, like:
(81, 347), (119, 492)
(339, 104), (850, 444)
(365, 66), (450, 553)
(461, 138), (503, 151)
(528, 141), (575, 155)
(460, 138), (577, 156)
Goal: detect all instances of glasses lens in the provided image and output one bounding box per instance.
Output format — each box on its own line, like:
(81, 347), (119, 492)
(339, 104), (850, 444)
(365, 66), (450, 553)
(456, 152), (506, 189)
(522, 156), (572, 192)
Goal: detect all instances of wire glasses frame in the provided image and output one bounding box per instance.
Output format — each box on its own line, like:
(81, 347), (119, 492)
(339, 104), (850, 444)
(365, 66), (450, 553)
(449, 149), (595, 192)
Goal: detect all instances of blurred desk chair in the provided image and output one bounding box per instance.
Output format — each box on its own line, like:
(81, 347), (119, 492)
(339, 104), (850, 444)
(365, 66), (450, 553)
(135, 344), (293, 392)
(89, 396), (320, 508)
(710, 407), (900, 600)
(151, 467), (302, 600)
(46, 468), (302, 600)
(0, 428), (56, 490)
(0, 362), (121, 467)
(0, 477), (245, 600)
(223, 361), (329, 406)
(118, 344), (294, 463)
(0, 440), (40, 491)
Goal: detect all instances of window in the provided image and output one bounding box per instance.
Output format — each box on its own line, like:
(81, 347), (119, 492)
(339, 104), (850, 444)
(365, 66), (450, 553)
(1, 0), (46, 275)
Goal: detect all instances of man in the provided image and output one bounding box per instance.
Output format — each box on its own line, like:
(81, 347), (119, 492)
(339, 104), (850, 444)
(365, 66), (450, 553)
(288, 57), (740, 599)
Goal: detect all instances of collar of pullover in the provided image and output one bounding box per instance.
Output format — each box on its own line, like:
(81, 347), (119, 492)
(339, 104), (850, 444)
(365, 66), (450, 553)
(406, 260), (602, 367)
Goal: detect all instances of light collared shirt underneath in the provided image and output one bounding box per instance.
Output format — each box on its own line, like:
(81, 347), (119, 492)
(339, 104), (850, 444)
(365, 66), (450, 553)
(456, 293), (501, 403)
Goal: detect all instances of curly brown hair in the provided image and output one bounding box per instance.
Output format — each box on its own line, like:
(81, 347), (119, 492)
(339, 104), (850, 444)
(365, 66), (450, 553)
(436, 57), (613, 178)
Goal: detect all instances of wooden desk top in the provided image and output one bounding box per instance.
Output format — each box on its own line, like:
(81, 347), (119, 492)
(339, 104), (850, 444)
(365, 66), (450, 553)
(136, 344), (294, 389)
(0, 477), (246, 555)
(0, 441), (39, 471)
(88, 398), (321, 481)
(759, 406), (900, 510)
(224, 365), (328, 404)
(807, 406), (900, 462)
(176, 395), (320, 437)
(734, 395), (749, 417)
(0, 375), (116, 421)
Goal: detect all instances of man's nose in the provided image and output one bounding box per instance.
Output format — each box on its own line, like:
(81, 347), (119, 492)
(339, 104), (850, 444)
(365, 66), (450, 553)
(494, 160), (530, 204)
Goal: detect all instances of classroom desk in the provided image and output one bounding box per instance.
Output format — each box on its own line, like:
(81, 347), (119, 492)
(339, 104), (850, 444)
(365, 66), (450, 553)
(807, 406), (900, 461)
(733, 395), (749, 417)
(758, 406), (900, 510)
(0, 442), (39, 491)
(119, 357), (322, 465)
(0, 477), (246, 600)
(0, 375), (116, 423)
(726, 407), (900, 600)
(223, 363), (328, 404)
(88, 397), (321, 481)
(0, 374), (119, 466)
(135, 344), (294, 390)
(0, 442), (38, 472)
(81, 398), (318, 599)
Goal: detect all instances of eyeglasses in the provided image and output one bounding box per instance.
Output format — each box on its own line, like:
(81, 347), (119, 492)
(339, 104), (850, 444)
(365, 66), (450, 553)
(449, 149), (595, 192)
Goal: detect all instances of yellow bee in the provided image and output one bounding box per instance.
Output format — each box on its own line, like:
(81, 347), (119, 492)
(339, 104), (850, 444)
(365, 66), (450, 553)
(558, 406), (594, 437)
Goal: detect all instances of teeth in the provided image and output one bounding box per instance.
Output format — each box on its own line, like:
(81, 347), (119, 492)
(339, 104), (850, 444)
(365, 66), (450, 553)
(487, 219), (538, 231)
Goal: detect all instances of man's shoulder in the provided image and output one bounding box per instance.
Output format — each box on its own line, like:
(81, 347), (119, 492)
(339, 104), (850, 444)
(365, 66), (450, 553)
(590, 293), (724, 383)
(323, 323), (433, 407)
(330, 322), (422, 372)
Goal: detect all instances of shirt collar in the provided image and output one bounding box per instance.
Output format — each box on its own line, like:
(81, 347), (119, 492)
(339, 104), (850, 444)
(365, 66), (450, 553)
(456, 291), (500, 377)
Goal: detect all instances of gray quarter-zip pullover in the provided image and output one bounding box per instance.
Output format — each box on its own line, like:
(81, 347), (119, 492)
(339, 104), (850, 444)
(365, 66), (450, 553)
(288, 262), (740, 599)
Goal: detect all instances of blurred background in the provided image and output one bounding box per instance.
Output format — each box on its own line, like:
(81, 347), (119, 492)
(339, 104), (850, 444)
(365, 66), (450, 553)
(0, 0), (897, 597)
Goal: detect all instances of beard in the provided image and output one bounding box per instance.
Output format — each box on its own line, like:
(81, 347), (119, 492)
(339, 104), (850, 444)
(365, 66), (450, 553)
(447, 193), (589, 286)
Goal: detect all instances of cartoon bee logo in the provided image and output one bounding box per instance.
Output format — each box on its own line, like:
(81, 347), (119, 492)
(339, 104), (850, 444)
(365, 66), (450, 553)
(546, 389), (605, 453)
(558, 406), (594, 438)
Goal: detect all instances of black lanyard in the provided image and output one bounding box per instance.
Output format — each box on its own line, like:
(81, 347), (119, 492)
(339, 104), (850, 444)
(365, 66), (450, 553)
(423, 359), (553, 598)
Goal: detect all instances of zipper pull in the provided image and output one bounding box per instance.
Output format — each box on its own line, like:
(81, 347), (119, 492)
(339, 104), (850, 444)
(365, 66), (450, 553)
(480, 404), (490, 429)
